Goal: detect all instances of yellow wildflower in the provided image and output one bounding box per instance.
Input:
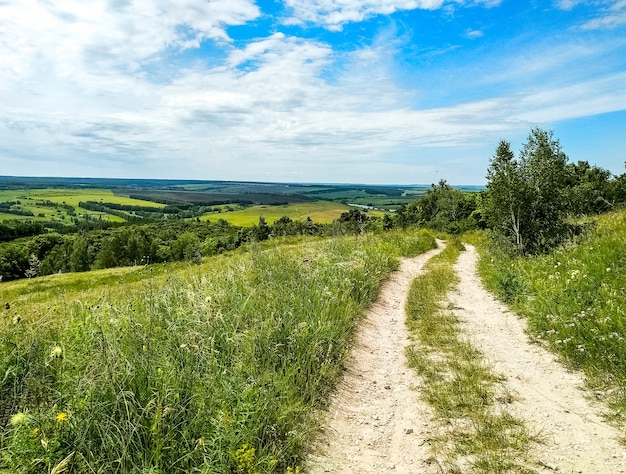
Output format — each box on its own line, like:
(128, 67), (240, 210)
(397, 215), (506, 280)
(50, 346), (63, 358)
(55, 412), (69, 423)
(10, 412), (27, 426)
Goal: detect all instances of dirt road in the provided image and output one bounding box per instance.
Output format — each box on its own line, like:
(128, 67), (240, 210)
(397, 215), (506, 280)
(305, 243), (626, 473)
(305, 246), (443, 473)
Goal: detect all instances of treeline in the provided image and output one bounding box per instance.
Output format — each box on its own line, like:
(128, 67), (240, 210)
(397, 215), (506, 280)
(34, 200), (76, 214)
(392, 128), (626, 255)
(0, 216), (123, 243)
(0, 201), (34, 217)
(0, 213), (379, 281)
(78, 201), (224, 221)
(484, 128), (626, 254)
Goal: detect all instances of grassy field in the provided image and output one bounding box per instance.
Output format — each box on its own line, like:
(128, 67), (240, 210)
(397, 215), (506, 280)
(0, 230), (436, 473)
(1, 188), (391, 227)
(471, 208), (626, 422)
(0, 189), (164, 223)
(201, 202), (386, 226)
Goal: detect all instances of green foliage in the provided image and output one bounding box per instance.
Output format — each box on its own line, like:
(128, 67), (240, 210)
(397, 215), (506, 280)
(485, 129), (572, 254)
(476, 209), (626, 417)
(170, 232), (202, 263)
(337, 209), (369, 234)
(395, 181), (479, 233)
(0, 221), (242, 281)
(483, 128), (626, 255)
(0, 230), (436, 473)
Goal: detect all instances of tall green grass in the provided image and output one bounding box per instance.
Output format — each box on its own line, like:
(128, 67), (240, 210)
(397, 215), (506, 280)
(405, 237), (534, 473)
(0, 230), (435, 473)
(474, 209), (626, 421)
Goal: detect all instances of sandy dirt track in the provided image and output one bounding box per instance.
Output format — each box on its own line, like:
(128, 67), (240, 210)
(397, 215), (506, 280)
(305, 243), (626, 473)
(305, 246), (443, 473)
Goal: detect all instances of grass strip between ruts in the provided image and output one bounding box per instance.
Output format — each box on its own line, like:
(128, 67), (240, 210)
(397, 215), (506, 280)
(405, 236), (536, 473)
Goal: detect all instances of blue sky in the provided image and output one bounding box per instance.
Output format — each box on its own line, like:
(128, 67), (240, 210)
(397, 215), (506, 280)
(1, 0), (625, 184)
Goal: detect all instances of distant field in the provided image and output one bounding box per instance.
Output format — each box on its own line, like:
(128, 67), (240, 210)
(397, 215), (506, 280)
(0, 188), (164, 223)
(1, 178), (480, 227)
(119, 189), (314, 205)
(203, 202), (354, 226)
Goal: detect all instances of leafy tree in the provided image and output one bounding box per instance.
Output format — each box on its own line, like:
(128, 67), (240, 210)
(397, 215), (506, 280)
(566, 160), (614, 215)
(250, 216), (271, 242)
(485, 128), (571, 254)
(338, 209), (369, 233)
(395, 180), (478, 233)
(382, 213), (394, 230)
(484, 140), (526, 252)
(171, 232), (201, 263)
(93, 238), (118, 269)
(271, 216), (293, 237)
(70, 235), (91, 272)
(0, 242), (29, 280)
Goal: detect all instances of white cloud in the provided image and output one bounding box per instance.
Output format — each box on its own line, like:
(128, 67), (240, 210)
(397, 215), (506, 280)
(283, 0), (500, 30)
(560, 0), (626, 29)
(556, 0), (584, 10)
(0, 0), (260, 80)
(463, 29), (484, 39)
(581, 11), (626, 29)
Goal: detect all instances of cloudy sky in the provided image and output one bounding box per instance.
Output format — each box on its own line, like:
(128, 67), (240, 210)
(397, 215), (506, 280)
(1, 0), (625, 184)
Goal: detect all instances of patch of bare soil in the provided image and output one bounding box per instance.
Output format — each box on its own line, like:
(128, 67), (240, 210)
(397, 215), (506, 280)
(304, 246), (443, 473)
(451, 245), (626, 473)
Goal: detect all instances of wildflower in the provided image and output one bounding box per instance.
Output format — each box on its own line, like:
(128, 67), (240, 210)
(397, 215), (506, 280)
(50, 346), (63, 358)
(55, 412), (69, 423)
(10, 412), (27, 426)
(30, 427), (40, 437)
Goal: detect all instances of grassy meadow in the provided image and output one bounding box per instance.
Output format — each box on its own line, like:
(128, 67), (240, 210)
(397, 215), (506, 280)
(0, 189), (164, 223)
(0, 230), (436, 473)
(472, 208), (626, 422)
(202, 202), (385, 226)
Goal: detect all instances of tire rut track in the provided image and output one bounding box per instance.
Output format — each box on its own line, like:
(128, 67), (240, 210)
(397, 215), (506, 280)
(305, 243), (626, 473)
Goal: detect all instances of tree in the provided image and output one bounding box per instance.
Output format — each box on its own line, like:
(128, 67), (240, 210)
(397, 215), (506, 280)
(93, 238), (118, 269)
(171, 232), (201, 263)
(394, 180), (478, 233)
(250, 216), (271, 242)
(70, 235), (91, 272)
(338, 209), (368, 233)
(484, 140), (526, 252)
(485, 128), (571, 254)
(566, 160), (614, 215)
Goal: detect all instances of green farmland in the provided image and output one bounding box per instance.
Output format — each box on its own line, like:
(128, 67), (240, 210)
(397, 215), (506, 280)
(0, 188), (164, 223)
(201, 202), (386, 226)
